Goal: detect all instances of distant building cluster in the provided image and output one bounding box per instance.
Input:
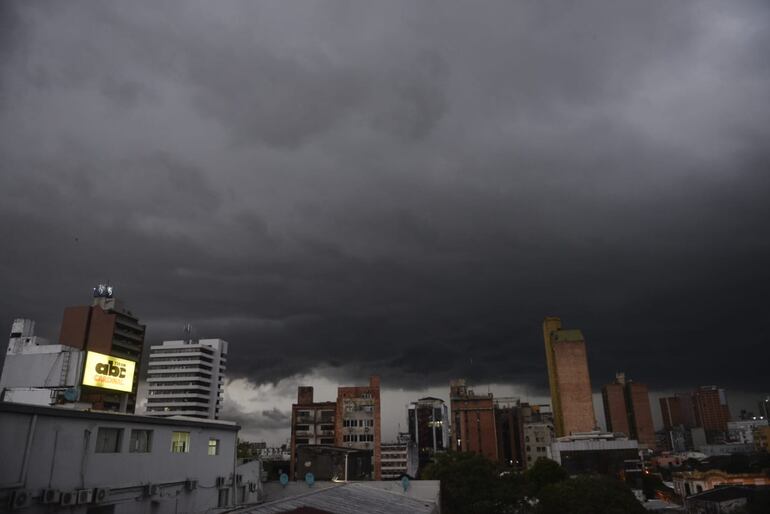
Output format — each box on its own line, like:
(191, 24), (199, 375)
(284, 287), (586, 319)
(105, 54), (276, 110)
(1, 301), (768, 512)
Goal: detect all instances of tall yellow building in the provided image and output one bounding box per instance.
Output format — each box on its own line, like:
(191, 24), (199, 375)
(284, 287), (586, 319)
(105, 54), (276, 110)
(542, 317), (596, 437)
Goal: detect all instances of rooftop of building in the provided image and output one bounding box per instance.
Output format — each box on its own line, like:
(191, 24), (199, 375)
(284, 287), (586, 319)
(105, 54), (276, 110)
(0, 401), (240, 431)
(235, 481), (439, 514)
(551, 329), (585, 342)
(687, 486), (756, 503)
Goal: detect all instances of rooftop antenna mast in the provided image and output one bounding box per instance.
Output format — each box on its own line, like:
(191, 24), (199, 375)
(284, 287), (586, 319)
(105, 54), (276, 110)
(184, 323), (194, 344)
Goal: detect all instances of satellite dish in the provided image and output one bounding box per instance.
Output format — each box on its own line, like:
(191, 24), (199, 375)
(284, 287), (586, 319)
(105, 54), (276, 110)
(279, 473), (289, 487)
(305, 472), (315, 487)
(64, 388), (79, 402)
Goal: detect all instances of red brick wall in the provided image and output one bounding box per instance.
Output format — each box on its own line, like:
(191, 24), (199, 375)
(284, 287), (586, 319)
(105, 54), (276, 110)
(86, 307), (116, 354)
(628, 382), (655, 448)
(450, 396), (498, 461)
(59, 306), (91, 349)
(602, 383), (629, 435)
(553, 341), (595, 434)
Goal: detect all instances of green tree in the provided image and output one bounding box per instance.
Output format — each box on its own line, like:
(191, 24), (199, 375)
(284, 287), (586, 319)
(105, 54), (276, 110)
(524, 458), (568, 496)
(536, 475), (646, 514)
(422, 452), (500, 514)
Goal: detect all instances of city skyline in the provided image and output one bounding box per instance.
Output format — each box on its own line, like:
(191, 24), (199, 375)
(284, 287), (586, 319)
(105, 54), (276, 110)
(2, 0), (770, 445)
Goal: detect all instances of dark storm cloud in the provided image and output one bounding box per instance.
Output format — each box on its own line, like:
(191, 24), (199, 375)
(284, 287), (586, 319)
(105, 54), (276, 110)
(1, 0), (770, 405)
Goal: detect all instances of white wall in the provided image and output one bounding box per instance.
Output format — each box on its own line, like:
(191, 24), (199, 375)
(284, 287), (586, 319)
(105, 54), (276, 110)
(0, 403), (260, 513)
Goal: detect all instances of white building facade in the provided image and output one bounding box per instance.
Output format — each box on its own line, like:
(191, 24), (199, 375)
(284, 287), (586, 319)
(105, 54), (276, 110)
(0, 402), (260, 513)
(727, 419), (769, 444)
(144, 339), (228, 419)
(1, 318), (86, 407)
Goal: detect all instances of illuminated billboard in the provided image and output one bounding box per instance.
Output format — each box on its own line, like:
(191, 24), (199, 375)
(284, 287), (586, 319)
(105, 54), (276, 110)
(82, 351), (136, 393)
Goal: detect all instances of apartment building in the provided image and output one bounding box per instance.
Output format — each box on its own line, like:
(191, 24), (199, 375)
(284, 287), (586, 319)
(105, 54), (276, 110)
(289, 386), (337, 480)
(144, 338), (228, 419)
(336, 376), (382, 480)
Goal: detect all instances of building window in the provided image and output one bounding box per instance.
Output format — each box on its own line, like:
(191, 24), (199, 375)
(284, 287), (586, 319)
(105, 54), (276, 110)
(95, 428), (123, 453)
(295, 424), (310, 431)
(320, 438), (334, 444)
(171, 431), (190, 453)
(208, 438), (220, 456)
(296, 438), (309, 444)
(297, 410), (310, 417)
(129, 430), (152, 453)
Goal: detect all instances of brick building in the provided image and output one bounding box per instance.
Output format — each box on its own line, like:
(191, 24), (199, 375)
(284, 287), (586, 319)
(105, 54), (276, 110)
(58, 286), (145, 412)
(692, 386), (731, 443)
(335, 376), (382, 480)
(601, 372), (655, 448)
(289, 387), (336, 480)
(449, 379), (498, 461)
(659, 395), (696, 430)
(542, 317), (596, 436)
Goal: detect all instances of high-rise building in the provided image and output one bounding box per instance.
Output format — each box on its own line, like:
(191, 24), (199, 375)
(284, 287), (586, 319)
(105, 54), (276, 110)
(542, 317), (596, 436)
(59, 285), (145, 412)
(289, 386), (337, 480)
(659, 394), (696, 430)
(143, 338), (228, 420)
(692, 386), (731, 443)
(449, 379), (498, 461)
(602, 375), (630, 436)
(601, 372), (655, 448)
(336, 376), (382, 480)
(494, 397), (525, 468)
(408, 397), (449, 471)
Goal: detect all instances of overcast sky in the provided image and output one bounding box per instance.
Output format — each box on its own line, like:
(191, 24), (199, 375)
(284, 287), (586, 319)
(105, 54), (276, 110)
(2, 1), (769, 444)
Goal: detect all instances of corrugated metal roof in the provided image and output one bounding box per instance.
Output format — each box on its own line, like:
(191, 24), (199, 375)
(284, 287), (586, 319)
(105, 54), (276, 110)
(240, 483), (438, 514)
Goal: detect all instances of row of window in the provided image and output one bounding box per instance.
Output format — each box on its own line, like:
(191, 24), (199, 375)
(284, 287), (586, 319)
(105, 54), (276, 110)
(151, 348), (214, 355)
(148, 380), (212, 387)
(94, 427), (220, 456)
(151, 355), (214, 364)
(147, 397), (210, 403)
(342, 419), (374, 428)
(296, 410), (335, 418)
(342, 434), (374, 442)
(295, 438), (335, 445)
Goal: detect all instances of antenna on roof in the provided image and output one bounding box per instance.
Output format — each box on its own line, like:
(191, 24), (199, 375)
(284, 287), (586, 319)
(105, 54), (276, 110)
(184, 323), (193, 344)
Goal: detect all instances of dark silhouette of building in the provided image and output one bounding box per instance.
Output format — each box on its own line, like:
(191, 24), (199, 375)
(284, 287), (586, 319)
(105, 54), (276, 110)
(408, 397), (448, 471)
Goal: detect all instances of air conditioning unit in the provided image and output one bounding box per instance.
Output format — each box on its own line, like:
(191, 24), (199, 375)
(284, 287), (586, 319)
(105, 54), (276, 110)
(215, 476), (226, 488)
(185, 479), (198, 491)
(145, 484), (160, 497)
(60, 491), (77, 506)
(9, 490), (31, 510)
(77, 489), (93, 504)
(42, 489), (61, 504)
(93, 488), (110, 504)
